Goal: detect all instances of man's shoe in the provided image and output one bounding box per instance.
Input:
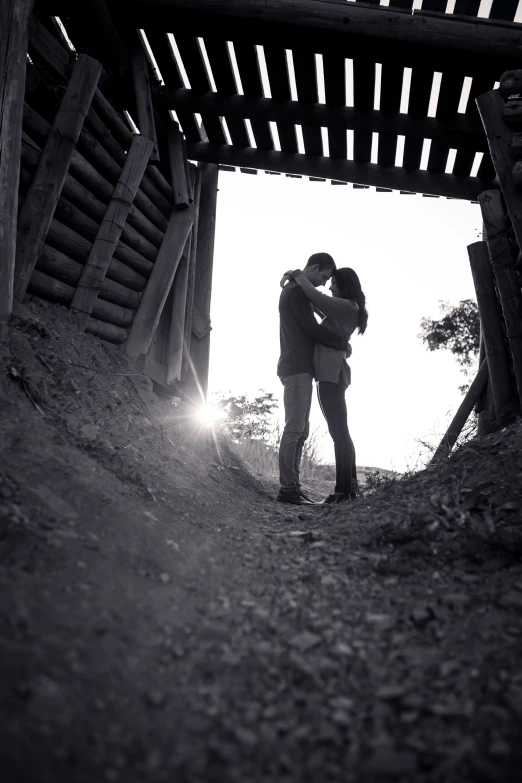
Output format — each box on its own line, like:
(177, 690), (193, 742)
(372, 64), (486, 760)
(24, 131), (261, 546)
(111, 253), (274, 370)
(299, 490), (316, 504)
(276, 489), (315, 505)
(323, 492), (352, 505)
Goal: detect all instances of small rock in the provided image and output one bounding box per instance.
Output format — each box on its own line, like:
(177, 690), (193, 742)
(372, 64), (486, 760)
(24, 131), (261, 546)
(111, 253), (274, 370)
(320, 574), (337, 588)
(159, 572), (171, 585)
(81, 424), (99, 441)
(377, 684), (408, 701)
(498, 590), (522, 612)
(411, 605), (433, 628)
(289, 631), (322, 652)
(144, 690), (167, 709)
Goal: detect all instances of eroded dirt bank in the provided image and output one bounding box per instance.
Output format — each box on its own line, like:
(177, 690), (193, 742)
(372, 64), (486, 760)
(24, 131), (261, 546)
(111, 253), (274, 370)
(1, 300), (522, 783)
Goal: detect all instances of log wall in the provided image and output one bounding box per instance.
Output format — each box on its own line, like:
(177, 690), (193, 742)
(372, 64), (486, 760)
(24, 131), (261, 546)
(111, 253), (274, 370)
(4, 8), (213, 403)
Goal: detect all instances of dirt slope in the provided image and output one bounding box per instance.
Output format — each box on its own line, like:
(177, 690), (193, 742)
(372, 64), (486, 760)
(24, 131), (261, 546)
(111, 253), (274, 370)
(1, 299), (522, 783)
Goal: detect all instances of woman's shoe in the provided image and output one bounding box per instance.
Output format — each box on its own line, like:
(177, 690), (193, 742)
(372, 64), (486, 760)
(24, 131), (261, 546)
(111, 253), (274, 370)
(323, 492), (352, 504)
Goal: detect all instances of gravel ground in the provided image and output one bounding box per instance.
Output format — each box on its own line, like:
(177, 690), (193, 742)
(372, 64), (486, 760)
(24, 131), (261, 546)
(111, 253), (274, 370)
(1, 300), (522, 783)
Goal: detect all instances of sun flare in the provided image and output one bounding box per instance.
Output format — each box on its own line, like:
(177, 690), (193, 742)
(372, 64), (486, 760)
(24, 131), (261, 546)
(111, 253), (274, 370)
(196, 403), (227, 426)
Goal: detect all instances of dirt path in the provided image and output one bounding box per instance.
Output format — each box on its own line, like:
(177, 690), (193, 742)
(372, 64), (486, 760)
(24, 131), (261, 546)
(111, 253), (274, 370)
(1, 301), (522, 782)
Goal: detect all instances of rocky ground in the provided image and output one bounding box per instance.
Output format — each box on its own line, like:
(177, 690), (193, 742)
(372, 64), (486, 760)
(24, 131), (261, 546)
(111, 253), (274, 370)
(1, 299), (522, 783)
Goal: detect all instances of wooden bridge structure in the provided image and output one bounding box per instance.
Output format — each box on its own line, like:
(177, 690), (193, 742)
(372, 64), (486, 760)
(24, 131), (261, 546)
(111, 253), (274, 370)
(2, 0), (522, 445)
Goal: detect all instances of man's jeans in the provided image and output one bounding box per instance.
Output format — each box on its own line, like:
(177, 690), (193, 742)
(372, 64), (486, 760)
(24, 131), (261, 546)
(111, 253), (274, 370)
(279, 373), (313, 491)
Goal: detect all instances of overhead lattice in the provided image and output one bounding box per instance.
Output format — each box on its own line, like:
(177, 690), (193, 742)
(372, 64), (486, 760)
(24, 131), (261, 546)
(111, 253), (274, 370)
(38, 0), (522, 199)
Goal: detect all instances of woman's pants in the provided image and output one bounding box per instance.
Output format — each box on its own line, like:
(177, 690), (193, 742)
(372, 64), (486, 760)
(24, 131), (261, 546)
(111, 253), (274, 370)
(317, 380), (356, 495)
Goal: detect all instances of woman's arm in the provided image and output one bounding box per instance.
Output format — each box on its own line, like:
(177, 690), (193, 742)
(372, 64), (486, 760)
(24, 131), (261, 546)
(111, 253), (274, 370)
(293, 271), (359, 320)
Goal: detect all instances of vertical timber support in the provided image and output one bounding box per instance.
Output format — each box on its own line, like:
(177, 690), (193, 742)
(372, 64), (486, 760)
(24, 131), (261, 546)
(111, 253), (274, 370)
(479, 189), (522, 411)
(0, 0), (34, 324)
(184, 162), (219, 404)
(468, 241), (515, 421)
(125, 204), (196, 360)
(71, 135), (153, 329)
(14, 54), (102, 300)
(180, 167), (202, 388)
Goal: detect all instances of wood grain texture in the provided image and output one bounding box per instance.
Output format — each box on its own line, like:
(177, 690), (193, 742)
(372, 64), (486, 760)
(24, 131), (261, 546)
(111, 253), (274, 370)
(71, 135), (153, 328)
(15, 54), (102, 301)
(0, 0), (34, 322)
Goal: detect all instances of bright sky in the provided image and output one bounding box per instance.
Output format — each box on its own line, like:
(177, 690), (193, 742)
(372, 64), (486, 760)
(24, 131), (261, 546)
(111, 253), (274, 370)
(208, 172), (482, 474)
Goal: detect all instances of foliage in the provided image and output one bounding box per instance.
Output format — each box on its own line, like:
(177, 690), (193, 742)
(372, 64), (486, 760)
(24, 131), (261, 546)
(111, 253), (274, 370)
(419, 299), (480, 369)
(215, 391), (279, 441)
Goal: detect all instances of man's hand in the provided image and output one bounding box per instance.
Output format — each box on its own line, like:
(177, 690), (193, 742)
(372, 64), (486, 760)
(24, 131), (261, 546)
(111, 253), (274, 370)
(345, 342), (352, 359)
(279, 268), (303, 288)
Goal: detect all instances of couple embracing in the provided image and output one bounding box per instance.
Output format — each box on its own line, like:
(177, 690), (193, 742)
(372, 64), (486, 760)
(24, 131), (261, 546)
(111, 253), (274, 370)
(277, 253), (368, 506)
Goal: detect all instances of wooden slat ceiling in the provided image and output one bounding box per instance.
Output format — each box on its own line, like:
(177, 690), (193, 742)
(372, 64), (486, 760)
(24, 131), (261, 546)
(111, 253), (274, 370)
(43, 0), (522, 199)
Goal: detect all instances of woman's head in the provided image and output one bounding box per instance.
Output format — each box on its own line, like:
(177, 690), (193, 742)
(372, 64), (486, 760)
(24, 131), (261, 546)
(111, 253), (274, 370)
(330, 268), (368, 334)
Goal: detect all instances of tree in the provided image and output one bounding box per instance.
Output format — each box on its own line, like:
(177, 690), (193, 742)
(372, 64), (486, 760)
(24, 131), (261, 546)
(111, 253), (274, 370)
(419, 299), (480, 370)
(214, 390), (278, 440)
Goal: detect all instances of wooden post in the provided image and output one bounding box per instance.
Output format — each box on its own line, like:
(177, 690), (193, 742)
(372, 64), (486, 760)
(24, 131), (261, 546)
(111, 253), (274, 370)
(125, 204), (196, 359)
(431, 360), (489, 462)
(14, 54), (102, 301)
(0, 0), (34, 323)
(180, 168), (202, 387)
(480, 189), (522, 411)
(168, 121), (190, 209)
(184, 162), (219, 404)
(166, 234), (192, 384)
(468, 241), (515, 420)
(476, 90), (522, 259)
(71, 135), (153, 329)
(131, 46), (159, 163)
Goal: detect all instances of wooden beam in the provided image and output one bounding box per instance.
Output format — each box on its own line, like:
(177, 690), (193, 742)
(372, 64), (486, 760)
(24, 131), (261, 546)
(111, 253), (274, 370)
(184, 163), (219, 403)
(468, 241), (516, 420)
(480, 189), (522, 411)
(127, 0), (522, 60)
(166, 233), (192, 384)
(477, 89), (522, 257)
(431, 359), (489, 461)
(125, 204), (196, 359)
(186, 142), (493, 201)
(71, 135), (153, 329)
(131, 46), (160, 163)
(155, 87), (487, 150)
(14, 54), (102, 301)
(180, 168), (202, 388)
(0, 0), (34, 324)
(167, 121), (190, 209)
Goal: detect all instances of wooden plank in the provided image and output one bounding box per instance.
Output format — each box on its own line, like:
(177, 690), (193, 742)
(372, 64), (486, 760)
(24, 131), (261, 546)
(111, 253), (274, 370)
(480, 189), (522, 410)
(71, 135), (153, 329)
(232, 40), (274, 151)
(288, 49), (323, 156)
(203, 37), (250, 147)
(166, 233), (192, 384)
(428, 70), (464, 173)
(323, 53), (346, 160)
(168, 122), (190, 208)
(175, 33), (226, 144)
(0, 0), (34, 323)
(14, 54), (102, 301)
(126, 203), (196, 358)
(27, 12), (72, 81)
(477, 89), (522, 258)
(180, 168), (202, 387)
(453, 73), (495, 177)
(468, 240), (515, 420)
(127, 0), (522, 60)
(454, 0), (479, 14)
(402, 64), (433, 170)
(154, 86), (487, 149)
(186, 141), (494, 200)
(263, 44), (298, 153)
(431, 359), (489, 461)
(352, 59), (374, 164)
(131, 46), (160, 162)
(489, 0), (520, 21)
(185, 162), (219, 402)
(143, 29), (200, 142)
(378, 62), (403, 167)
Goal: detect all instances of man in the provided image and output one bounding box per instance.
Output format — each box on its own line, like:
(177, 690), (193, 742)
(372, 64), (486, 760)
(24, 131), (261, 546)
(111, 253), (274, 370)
(277, 253), (348, 505)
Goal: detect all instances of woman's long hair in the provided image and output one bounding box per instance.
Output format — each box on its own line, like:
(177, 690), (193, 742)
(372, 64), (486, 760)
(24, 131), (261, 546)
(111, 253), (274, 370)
(334, 268), (368, 334)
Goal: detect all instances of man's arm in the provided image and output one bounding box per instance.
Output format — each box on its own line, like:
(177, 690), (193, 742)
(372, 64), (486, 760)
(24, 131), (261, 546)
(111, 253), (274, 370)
(289, 289), (345, 349)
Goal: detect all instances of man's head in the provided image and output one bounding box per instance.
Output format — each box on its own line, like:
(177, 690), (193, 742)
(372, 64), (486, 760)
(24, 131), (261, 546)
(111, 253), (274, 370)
(303, 252), (336, 287)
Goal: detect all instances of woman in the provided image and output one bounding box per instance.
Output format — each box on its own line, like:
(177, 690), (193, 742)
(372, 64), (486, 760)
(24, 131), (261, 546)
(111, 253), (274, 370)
(289, 267), (368, 504)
